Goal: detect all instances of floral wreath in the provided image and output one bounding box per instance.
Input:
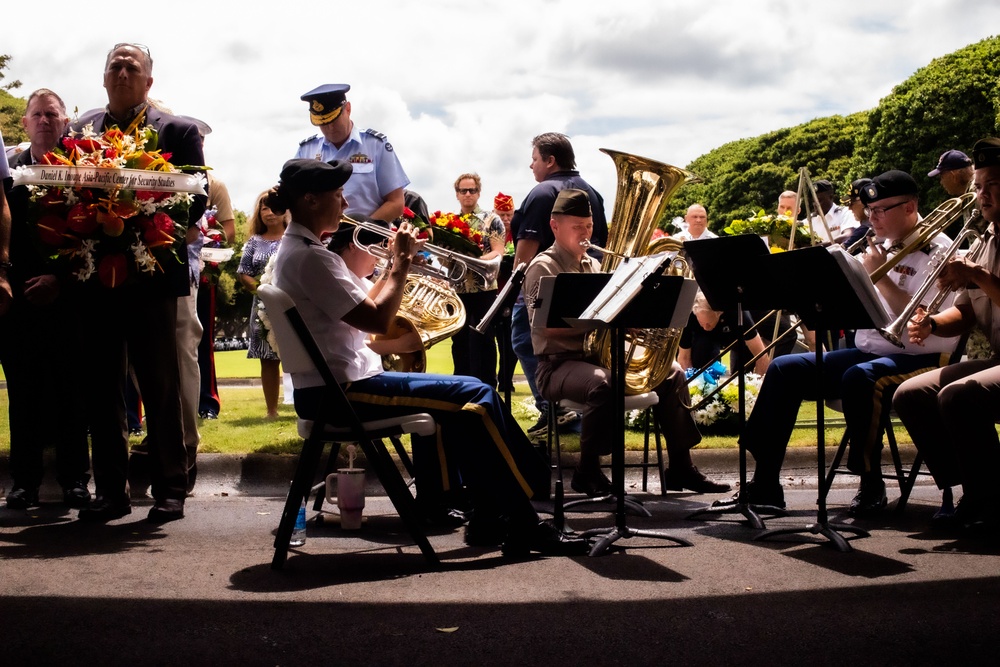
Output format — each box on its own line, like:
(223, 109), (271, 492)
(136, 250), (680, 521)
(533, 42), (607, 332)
(11, 117), (204, 288)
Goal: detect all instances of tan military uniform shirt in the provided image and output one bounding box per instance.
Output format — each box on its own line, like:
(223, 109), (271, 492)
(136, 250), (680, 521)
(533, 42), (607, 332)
(523, 242), (599, 357)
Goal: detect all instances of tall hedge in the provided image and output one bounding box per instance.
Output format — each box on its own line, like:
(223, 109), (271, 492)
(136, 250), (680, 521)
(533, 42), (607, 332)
(665, 35), (1000, 233)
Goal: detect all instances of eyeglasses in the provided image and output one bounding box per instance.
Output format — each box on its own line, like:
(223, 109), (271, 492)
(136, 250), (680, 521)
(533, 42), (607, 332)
(864, 200), (907, 218)
(456, 188), (479, 195)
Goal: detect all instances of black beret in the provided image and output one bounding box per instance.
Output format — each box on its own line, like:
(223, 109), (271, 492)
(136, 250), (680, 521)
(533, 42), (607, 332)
(300, 84), (350, 126)
(813, 179), (834, 193)
(972, 137), (1000, 169)
(279, 158), (352, 194)
(551, 188), (592, 217)
(842, 178), (873, 204)
(859, 170), (918, 205)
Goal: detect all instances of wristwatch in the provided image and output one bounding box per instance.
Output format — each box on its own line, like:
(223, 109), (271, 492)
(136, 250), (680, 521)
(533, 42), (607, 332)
(927, 317), (938, 334)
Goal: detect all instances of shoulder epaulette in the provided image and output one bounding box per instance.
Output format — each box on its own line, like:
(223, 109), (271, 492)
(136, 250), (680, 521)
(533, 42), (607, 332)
(299, 134), (319, 146)
(364, 128), (388, 142)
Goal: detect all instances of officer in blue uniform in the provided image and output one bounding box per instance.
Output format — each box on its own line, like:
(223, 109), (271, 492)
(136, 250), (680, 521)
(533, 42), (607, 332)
(294, 84), (409, 222)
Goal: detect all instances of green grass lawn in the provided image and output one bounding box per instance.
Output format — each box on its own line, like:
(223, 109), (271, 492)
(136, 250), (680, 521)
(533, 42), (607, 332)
(0, 341), (857, 456)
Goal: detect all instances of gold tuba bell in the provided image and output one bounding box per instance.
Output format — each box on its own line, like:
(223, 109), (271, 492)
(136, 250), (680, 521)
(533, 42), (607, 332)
(585, 149), (700, 394)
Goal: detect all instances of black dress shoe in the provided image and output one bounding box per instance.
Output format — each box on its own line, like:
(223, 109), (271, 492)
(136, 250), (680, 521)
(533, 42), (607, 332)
(664, 466), (732, 494)
(848, 479), (887, 517)
(712, 480), (786, 510)
(6, 487), (40, 510)
(63, 482), (92, 509)
(79, 497), (132, 522)
(147, 498), (185, 523)
(464, 512), (508, 547)
(570, 469), (614, 497)
(502, 520), (591, 558)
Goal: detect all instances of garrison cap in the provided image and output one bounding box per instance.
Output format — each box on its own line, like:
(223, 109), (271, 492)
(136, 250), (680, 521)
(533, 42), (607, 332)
(279, 158), (352, 194)
(301, 84), (350, 126)
(972, 138), (1000, 169)
(551, 189), (592, 217)
(859, 170), (918, 205)
(493, 192), (515, 212)
(928, 149), (972, 177)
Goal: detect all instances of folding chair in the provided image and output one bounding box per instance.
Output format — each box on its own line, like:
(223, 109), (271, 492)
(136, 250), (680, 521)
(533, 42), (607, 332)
(546, 393), (660, 529)
(547, 393), (666, 494)
(820, 334), (969, 513)
(257, 284), (440, 570)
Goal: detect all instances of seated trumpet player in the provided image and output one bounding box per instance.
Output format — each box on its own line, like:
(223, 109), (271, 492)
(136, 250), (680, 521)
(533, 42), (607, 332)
(523, 189), (730, 496)
(893, 138), (1000, 533)
(270, 159), (588, 557)
(721, 170), (960, 513)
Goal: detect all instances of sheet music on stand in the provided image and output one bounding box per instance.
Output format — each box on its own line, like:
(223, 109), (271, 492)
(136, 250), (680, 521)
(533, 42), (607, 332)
(570, 251), (674, 326)
(822, 245), (890, 329)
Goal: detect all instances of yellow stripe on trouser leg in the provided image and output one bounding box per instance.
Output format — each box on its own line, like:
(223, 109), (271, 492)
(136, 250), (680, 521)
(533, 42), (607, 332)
(346, 392), (534, 498)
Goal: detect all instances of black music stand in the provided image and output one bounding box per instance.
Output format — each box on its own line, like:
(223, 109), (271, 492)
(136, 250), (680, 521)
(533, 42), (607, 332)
(534, 272), (649, 527)
(474, 262), (526, 409)
(683, 235), (776, 529)
(753, 245), (885, 551)
(543, 258), (698, 555)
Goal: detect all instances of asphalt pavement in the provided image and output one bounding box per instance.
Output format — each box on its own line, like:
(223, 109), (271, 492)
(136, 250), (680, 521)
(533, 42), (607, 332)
(2, 447), (999, 666)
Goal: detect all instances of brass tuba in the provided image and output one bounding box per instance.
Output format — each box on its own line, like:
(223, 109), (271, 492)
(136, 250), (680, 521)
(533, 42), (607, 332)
(585, 148), (700, 394)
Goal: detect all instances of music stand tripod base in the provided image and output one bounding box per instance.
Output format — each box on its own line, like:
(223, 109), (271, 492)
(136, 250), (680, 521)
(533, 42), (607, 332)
(687, 497), (779, 530)
(755, 521), (870, 553)
(580, 524), (693, 556)
(564, 494), (652, 517)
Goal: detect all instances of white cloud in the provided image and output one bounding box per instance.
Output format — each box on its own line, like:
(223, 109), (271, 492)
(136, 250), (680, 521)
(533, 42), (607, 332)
(3, 0), (999, 220)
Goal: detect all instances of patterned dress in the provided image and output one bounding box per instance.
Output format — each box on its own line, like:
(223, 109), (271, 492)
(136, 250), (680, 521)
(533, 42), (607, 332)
(238, 235), (282, 360)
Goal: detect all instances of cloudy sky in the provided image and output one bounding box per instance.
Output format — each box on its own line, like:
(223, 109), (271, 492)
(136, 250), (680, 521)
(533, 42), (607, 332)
(4, 0), (998, 221)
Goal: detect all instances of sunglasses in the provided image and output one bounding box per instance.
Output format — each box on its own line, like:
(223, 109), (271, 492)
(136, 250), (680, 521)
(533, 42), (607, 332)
(456, 188), (479, 195)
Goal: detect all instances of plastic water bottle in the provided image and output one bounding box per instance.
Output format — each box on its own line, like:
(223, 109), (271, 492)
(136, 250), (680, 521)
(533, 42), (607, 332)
(290, 500), (307, 547)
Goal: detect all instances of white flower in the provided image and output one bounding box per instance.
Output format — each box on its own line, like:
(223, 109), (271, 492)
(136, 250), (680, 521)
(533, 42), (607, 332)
(131, 240), (158, 274)
(71, 239), (98, 282)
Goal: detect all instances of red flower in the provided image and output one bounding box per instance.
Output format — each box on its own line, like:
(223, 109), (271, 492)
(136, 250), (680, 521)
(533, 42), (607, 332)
(67, 204), (99, 235)
(138, 212), (177, 248)
(37, 214), (69, 246)
(402, 207), (415, 220)
(98, 254), (128, 288)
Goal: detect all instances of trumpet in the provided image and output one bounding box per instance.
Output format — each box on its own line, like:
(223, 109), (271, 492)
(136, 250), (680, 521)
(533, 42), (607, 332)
(878, 209), (986, 348)
(345, 217), (501, 288)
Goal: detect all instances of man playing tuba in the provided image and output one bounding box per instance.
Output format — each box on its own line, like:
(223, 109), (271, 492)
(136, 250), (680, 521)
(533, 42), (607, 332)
(524, 189), (730, 496)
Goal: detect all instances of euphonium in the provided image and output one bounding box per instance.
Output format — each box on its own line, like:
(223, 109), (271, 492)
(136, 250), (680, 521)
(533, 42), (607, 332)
(374, 274), (466, 372)
(585, 149), (700, 395)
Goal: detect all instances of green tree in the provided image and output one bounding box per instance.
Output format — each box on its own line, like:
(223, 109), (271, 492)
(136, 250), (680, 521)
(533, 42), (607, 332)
(0, 54), (26, 145)
(214, 209), (253, 338)
(853, 35), (1000, 206)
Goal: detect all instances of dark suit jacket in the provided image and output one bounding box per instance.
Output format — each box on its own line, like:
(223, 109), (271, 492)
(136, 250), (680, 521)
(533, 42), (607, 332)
(72, 105), (207, 297)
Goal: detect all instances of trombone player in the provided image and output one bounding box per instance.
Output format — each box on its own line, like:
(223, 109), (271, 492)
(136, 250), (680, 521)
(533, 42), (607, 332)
(524, 189), (729, 496)
(720, 170), (960, 513)
(893, 138), (1000, 533)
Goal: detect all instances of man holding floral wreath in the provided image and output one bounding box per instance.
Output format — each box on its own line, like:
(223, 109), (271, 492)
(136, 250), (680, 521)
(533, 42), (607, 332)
(70, 42), (206, 523)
